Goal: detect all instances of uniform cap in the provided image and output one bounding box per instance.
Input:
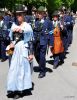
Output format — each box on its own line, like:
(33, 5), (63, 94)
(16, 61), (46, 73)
(38, 6), (47, 12)
(53, 11), (59, 17)
(15, 4), (26, 13)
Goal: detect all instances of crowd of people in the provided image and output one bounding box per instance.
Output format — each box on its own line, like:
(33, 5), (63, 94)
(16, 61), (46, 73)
(0, 5), (75, 99)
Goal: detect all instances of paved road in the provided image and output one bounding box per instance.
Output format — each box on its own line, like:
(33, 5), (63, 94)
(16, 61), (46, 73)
(1, 20), (77, 100)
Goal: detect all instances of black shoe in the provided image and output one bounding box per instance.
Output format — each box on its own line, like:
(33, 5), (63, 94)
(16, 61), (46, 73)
(7, 91), (14, 98)
(1, 58), (7, 62)
(22, 89), (32, 96)
(60, 60), (64, 64)
(0, 58), (2, 60)
(13, 94), (20, 99)
(38, 72), (46, 78)
(14, 91), (23, 98)
(53, 65), (58, 69)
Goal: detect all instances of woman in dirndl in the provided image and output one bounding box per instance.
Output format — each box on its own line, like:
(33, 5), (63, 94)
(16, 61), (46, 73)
(7, 5), (34, 99)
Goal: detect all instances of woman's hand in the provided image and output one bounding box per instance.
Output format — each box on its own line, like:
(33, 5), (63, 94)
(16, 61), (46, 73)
(10, 43), (14, 48)
(49, 46), (53, 49)
(13, 28), (23, 33)
(28, 55), (33, 61)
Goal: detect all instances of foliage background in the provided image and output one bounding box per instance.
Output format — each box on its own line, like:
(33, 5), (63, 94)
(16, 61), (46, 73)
(0, 0), (77, 13)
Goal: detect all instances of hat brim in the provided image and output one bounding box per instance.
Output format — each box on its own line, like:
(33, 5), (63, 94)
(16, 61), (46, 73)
(37, 10), (46, 12)
(16, 11), (25, 13)
(13, 11), (26, 14)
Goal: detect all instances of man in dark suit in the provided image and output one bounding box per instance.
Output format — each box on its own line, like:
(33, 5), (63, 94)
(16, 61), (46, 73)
(33, 6), (54, 78)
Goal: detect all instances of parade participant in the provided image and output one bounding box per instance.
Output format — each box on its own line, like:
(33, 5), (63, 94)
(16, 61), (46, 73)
(0, 16), (4, 60)
(59, 11), (68, 52)
(51, 13), (64, 69)
(7, 5), (34, 99)
(31, 7), (38, 29)
(64, 11), (74, 46)
(0, 15), (9, 62)
(32, 6), (37, 19)
(25, 6), (37, 27)
(25, 7), (32, 25)
(3, 11), (12, 29)
(70, 13), (75, 44)
(33, 6), (54, 78)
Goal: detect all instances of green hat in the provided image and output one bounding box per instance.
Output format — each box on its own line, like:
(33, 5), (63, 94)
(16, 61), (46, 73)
(52, 11), (59, 17)
(38, 6), (47, 12)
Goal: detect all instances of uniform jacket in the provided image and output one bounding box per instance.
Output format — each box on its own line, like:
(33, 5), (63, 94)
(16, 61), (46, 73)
(34, 18), (54, 46)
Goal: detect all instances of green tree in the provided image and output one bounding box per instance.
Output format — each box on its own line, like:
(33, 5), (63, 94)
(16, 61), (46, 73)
(0, 0), (75, 15)
(71, 0), (77, 12)
(62, 0), (74, 8)
(47, 0), (62, 16)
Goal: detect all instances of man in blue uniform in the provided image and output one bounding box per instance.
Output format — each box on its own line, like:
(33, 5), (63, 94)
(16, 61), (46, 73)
(33, 6), (54, 78)
(0, 15), (10, 62)
(64, 12), (74, 47)
(25, 7), (33, 25)
(3, 12), (12, 29)
(59, 11), (68, 53)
